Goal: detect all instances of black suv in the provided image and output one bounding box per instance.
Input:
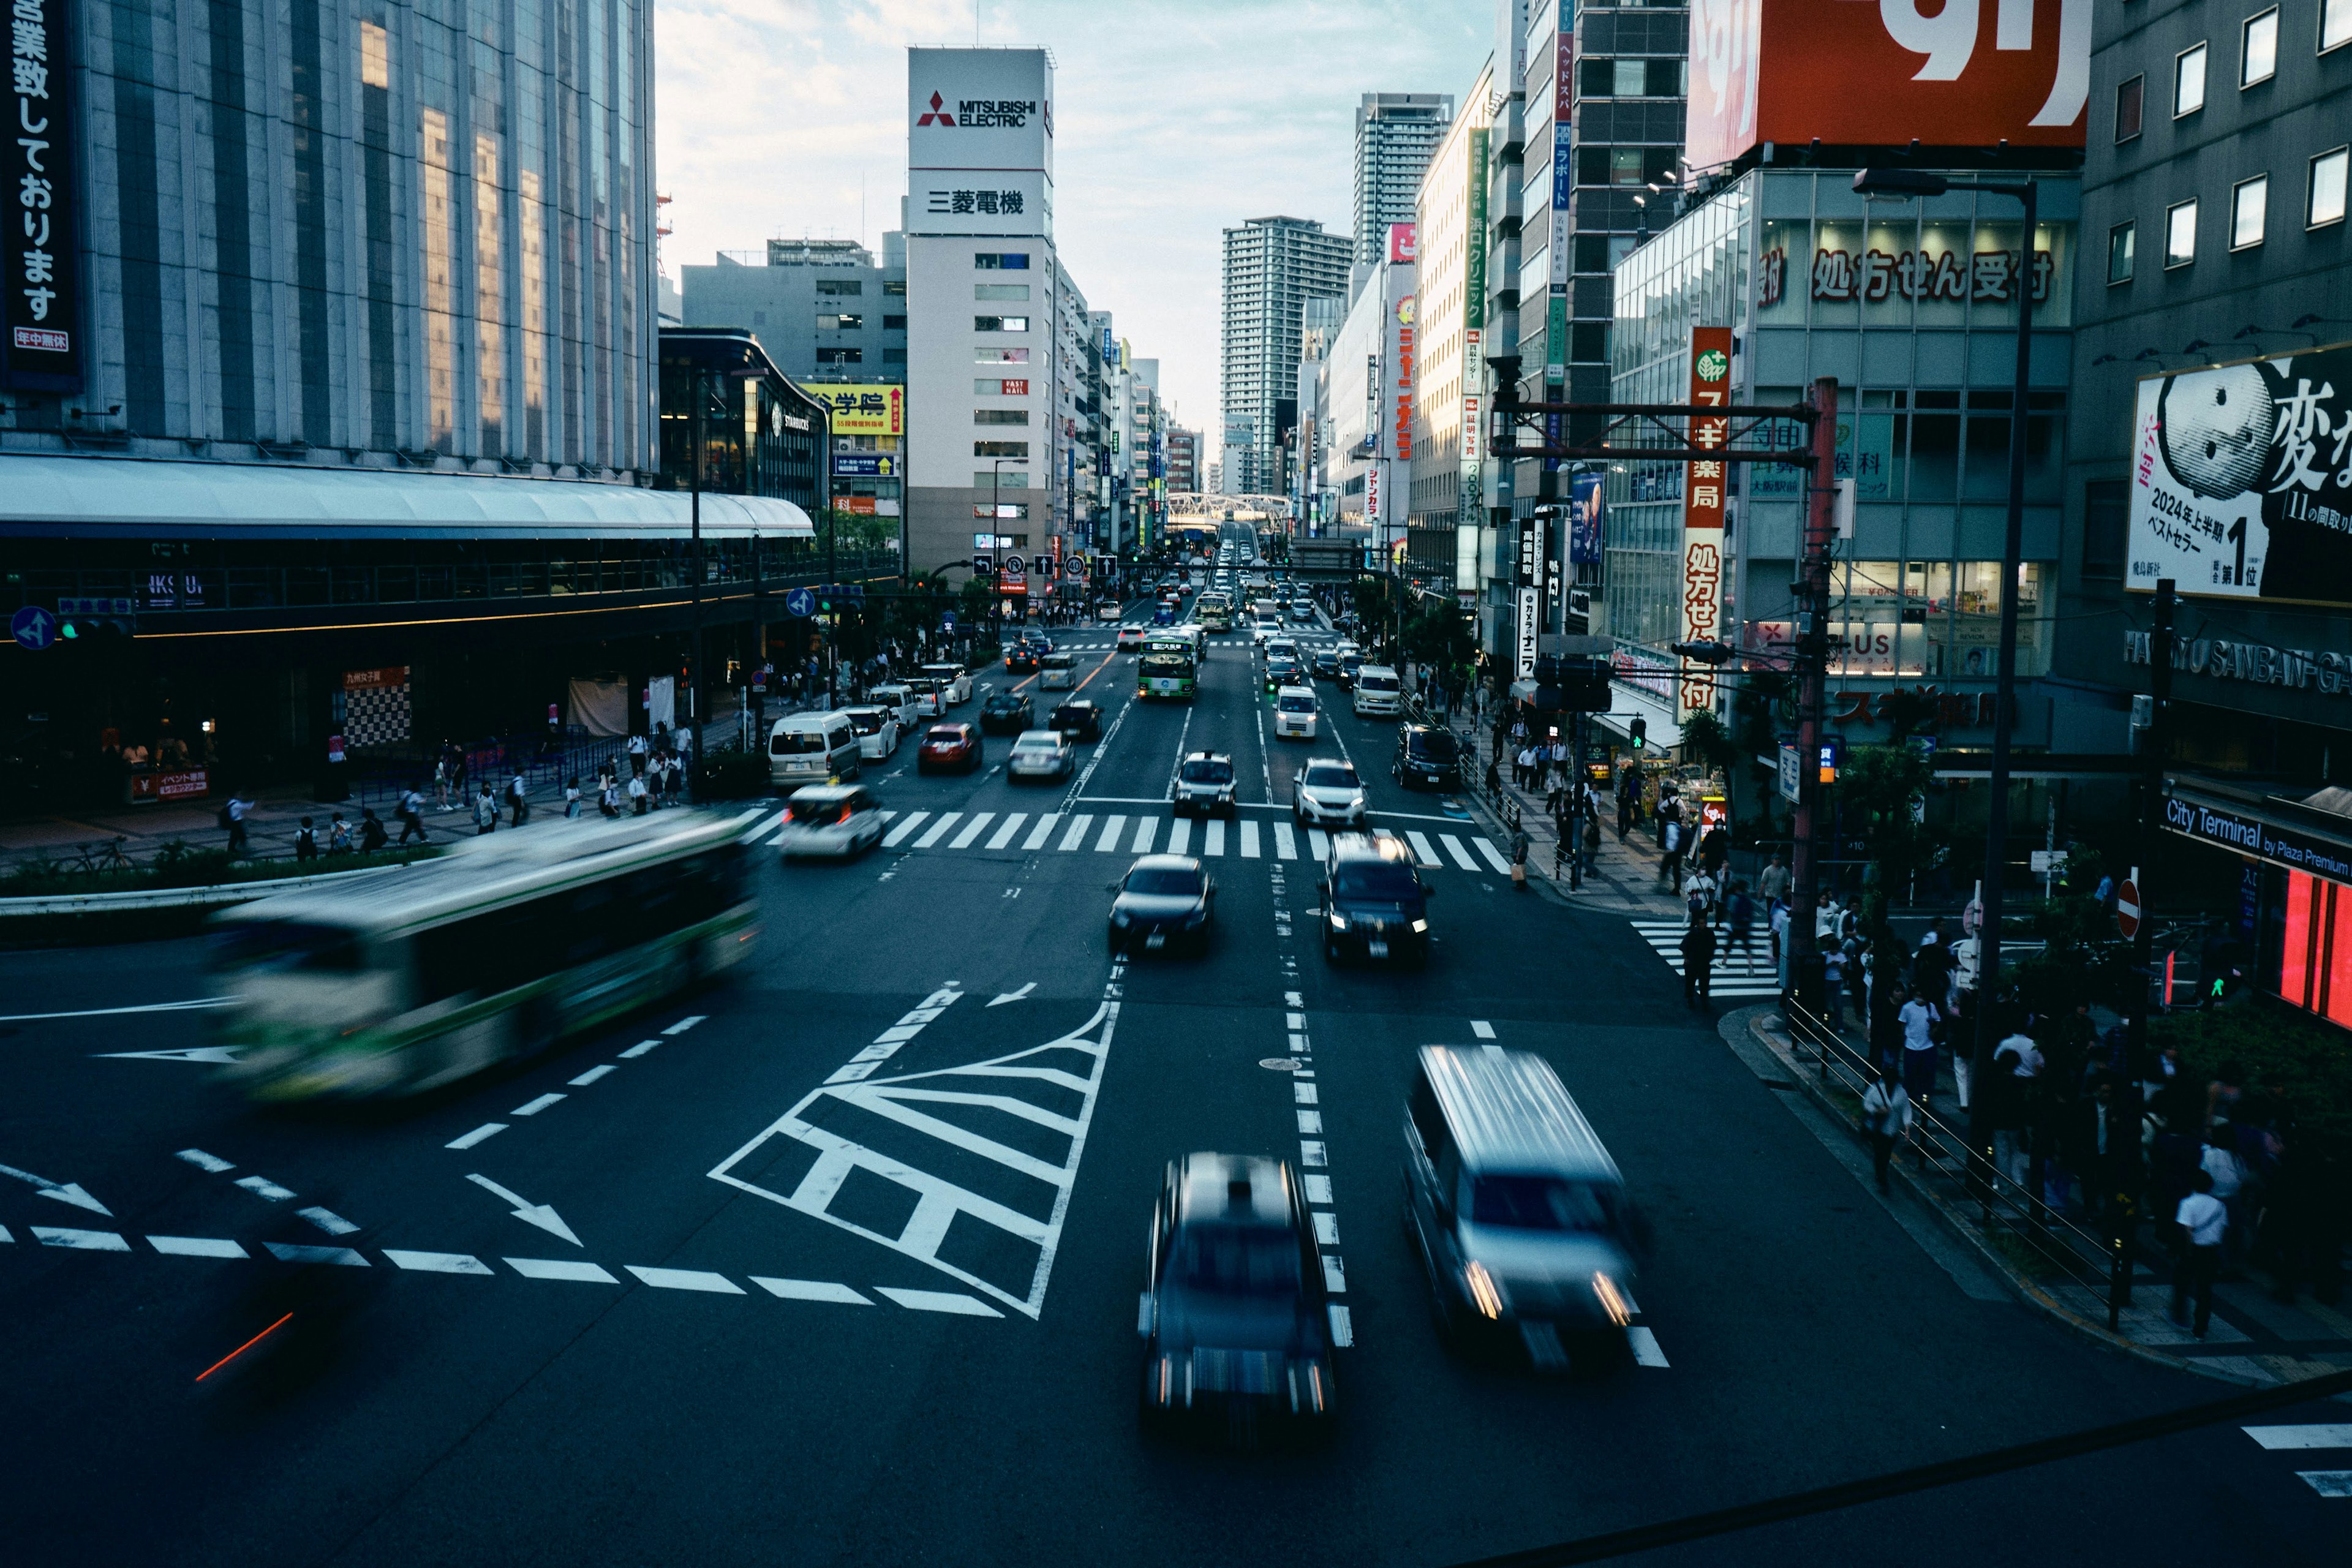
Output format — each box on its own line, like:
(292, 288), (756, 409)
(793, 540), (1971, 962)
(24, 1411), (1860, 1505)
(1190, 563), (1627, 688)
(1392, 725), (1463, 791)
(1318, 831), (1434, 965)
(1173, 752), (1238, 818)
(979, 692), (1035, 734)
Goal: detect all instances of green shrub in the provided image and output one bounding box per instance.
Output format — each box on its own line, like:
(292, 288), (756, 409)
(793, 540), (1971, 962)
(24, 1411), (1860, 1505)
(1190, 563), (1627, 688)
(2151, 1002), (2352, 1160)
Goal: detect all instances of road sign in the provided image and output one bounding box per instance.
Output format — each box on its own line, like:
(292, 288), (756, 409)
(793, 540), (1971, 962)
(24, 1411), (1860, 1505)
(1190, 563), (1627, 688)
(10, 604), (56, 650)
(1065, 559), (1087, 579)
(1777, 743), (1801, 804)
(2116, 873), (2141, 941)
(1002, 554), (1025, 575)
(972, 555), (994, 575)
(783, 587), (816, 618)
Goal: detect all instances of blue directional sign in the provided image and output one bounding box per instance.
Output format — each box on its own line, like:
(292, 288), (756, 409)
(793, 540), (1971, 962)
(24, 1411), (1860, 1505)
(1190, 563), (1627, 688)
(941, 610), (958, 631)
(10, 603), (56, 650)
(784, 587), (816, 618)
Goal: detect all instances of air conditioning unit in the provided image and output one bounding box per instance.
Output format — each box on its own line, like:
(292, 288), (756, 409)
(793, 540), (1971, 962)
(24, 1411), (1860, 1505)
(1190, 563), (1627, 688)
(2130, 695), (2154, 730)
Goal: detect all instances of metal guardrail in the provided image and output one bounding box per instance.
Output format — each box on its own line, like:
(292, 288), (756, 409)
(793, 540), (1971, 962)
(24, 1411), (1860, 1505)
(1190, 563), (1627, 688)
(0, 859), (412, 918)
(1779, 998), (2133, 1329)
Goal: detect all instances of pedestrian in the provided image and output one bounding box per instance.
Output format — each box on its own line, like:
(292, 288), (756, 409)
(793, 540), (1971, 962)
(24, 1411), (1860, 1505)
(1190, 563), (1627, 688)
(360, 807), (389, 853)
(1898, 984), (1940, 1116)
(328, 812), (352, 854)
(1820, 932), (1846, 1026)
(1697, 823), (1730, 894)
(2171, 1169), (2227, 1337)
(1616, 771), (1637, 841)
(628, 731), (649, 777)
(473, 782), (499, 835)
(1758, 852), (1790, 908)
(1659, 814), (1684, 894)
(628, 770), (649, 815)
(564, 777), (582, 818)
(1683, 862), (1716, 927)
(1861, 1061), (1912, 1193)
(1771, 899), (1793, 992)
(223, 792), (252, 856)
(2200, 1128), (2250, 1270)
(398, 785), (430, 843)
(1681, 916), (1717, 1009)
(600, 776), (621, 818)
(293, 815), (318, 862)
(1991, 1022), (2043, 1187)
(1509, 826), (1531, 890)
(507, 770), (529, 826)
(1579, 793), (1600, 880)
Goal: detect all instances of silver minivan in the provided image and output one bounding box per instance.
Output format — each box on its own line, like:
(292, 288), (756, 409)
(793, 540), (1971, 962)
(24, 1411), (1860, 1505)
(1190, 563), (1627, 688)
(1403, 1045), (1644, 1372)
(1038, 650), (1077, 690)
(768, 710), (861, 788)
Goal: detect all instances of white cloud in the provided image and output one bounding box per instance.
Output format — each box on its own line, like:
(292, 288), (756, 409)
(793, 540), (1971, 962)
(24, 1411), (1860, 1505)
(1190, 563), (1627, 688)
(655, 0), (1488, 435)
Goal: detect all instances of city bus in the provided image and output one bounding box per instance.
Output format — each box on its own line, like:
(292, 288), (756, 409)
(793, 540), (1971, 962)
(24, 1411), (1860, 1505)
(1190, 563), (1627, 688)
(1139, 633), (1200, 701)
(209, 812), (758, 1100)
(1194, 593), (1233, 631)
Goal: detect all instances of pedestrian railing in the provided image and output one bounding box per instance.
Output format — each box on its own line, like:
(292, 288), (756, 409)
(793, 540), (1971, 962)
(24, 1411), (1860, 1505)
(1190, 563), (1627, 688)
(1780, 999), (2136, 1330)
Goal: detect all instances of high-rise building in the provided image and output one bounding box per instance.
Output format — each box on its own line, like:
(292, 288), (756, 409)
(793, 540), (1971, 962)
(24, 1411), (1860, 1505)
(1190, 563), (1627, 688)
(1410, 63), (1496, 584)
(1220, 216), (1351, 496)
(1166, 427), (1201, 493)
(1354, 94), (1455, 269)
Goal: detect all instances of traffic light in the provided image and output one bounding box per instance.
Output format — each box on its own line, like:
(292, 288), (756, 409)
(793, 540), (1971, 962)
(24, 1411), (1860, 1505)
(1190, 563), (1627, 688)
(1629, 715), (1648, 751)
(57, 596), (135, 640)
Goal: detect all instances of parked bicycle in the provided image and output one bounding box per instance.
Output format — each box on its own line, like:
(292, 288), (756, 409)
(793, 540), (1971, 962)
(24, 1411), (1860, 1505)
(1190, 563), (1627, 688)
(71, 837), (136, 876)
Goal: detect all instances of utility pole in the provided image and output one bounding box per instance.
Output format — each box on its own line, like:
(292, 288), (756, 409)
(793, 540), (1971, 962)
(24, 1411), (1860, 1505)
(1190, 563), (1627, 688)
(688, 369), (707, 792)
(2127, 579), (2176, 1066)
(1787, 376), (1841, 995)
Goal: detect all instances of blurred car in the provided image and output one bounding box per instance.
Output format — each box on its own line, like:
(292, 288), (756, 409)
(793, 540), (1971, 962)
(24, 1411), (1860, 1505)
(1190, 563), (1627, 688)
(1117, 627), (1147, 652)
(775, 785), (888, 858)
(1051, 699), (1104, 742)
(1393, 725), (1463, 791)
(918, 663), (973, 704)
(1273, 686), (1319, 741)
(1137, 1153), (1334, 1442)
(1008, 728), (1076, 782)
(1289, 601), (1317, 624)
(1097, 599), (1123, 621)
(1310, 650), (1341, 680)
(1263, 655), (1302, 692)
(1318, 831), (1433, 965)
(1108, 854), (1216, 956)
(917, 723), (982, 774)
(906, 676), (947, 717)
(1005, 643), (1041, 673)
(1172, 752), (1237, 818)
(979, 692), (1035, 734)
(842, 706), (901, 761)
(1292, 759), (1366, 829)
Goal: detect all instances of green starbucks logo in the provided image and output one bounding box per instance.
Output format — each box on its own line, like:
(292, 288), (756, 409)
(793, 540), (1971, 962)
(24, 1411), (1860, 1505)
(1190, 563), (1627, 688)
(1695, 349), (1729, 382)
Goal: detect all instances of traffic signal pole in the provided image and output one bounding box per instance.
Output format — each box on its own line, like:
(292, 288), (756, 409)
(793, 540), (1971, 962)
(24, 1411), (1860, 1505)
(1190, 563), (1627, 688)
(1787, 377), (1841, 990)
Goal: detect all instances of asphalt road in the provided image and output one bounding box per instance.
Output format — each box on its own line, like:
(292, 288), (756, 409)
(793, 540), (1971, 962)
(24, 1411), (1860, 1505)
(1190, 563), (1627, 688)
(4, 533), (2347, 1566)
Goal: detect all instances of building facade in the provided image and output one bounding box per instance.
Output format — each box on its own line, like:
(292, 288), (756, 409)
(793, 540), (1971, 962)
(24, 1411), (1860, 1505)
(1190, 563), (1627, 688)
(1354, 92), (1454, 270)
(1219, 216), (1351, 495)
(1409, 63), (1494, 583)
(1166, 426), (1200, 494)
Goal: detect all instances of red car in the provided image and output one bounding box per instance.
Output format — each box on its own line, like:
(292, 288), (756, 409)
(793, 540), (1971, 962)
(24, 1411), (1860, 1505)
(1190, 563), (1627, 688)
(918, 722), (983, 774)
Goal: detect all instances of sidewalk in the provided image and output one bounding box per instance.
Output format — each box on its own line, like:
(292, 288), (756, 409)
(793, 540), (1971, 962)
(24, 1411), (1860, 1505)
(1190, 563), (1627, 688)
(1446, 722), (1685, 919)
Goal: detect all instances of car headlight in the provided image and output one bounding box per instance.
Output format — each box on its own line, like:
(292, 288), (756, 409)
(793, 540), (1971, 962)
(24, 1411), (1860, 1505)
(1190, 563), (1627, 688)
(1411, 918), (1428, 933)
(1593, 1272), (1632, 1327)
(1464, 1261), (1505, 1319)
(1329, 911), (1347, 930)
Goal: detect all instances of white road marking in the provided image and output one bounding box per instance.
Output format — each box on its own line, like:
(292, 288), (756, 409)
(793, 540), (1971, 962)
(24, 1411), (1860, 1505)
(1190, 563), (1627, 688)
(1165, 818), (1191, 855)
(619, 1040), (661, 1058)
(505, 1257), (619, 1284)
(748, 808), (788, 840)
(2245, 1425), (2352, 1449)
(1441, 835), (1481, 871)
(1630, 919), (1783, 998)
(265, 1242), (368, 1266)
(1285, 991), (1304, 1008)
(914, 812), (964, 849)
(235, 1175), (295, 1201)
(986, 813), (1028, 849)
(568, 1065), (617, 1087)
(36, 1227), (128, 1250)
(1294, 1082), (1319, 1104)
(467, 1172), (582, 1245)
(299, 1207), (360, 1236)
(1474, 838), (1514, 874)
(949, 812), (995, 849)
(511, 1093), (566, 1117)
(1311, 1212), (1340, 1245)
(1328, 1303), (1355, 1347)
(95, 1046), (246, 1063)
(0, 997), (238, 1021)
(1130, 816), (1156, 853)
(1320, 1255), (1347, 1292)
(1300, 1140), (1327, 1167)
(386, 1250), (494, 1275)
(1285, 1011), (1306, 1028)
(876, 1286), (1004, 1317)
(883, 810), (932, 847)
(1629, 1326), (1670, 1367)
(753, 1277), (873, 1305)
(1059, 815), (1094, 850)
(664, 1016), (707, 1035)
(1297, 1110), (1324, 1134)
(0, 1164), (113, 1216)
(446, 1123), (508, 1149)
(2297, 1472), (2352, 1496)
(1022, 813), (1060, 850)
(148, 1235), (247, 1258)
(1240, 821), (1262, 858)
(176, 1148), (234, 1173)
(1405, 830), (1441, 864)
(1095, 814), (1127, 851)
(1204, 819), (1227, 856)
(1470, 1020), (1496, 1039)
(1308, 828), (1330, 859)
(1273, 823), (1298, 860)
(626, 1265), (744, 1294)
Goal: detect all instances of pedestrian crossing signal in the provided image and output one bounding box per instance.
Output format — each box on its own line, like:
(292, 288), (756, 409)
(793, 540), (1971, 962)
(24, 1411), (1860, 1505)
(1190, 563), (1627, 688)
(1630, 715), (1648, 750)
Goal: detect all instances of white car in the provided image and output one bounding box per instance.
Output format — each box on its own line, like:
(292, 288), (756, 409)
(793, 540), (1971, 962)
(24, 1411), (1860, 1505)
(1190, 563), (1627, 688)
(1352, 665), (1403, 717)
(1117, 627), (1147, 653)
(1007, 728), (1076, 782)
(775, 785), (888, 858)
(842, 706), (900, 761)
(1097, 600), (1123, 622)
(868, 683), (918, 729)
(919, 663), (973, 705)
(1292, 759), (1367, 828)
(1273, 685), (1319, 740)
(1263, 637), (1301, 666)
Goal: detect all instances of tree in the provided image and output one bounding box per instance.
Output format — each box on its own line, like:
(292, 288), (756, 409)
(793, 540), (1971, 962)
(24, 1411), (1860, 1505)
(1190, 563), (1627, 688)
(1837, 741), (1942, 938)
(1681, 708), (1741, 832)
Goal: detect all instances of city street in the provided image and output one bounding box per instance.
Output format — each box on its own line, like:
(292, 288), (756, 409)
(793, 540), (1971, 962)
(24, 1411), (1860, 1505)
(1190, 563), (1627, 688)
(3, 551), (2345, 1566)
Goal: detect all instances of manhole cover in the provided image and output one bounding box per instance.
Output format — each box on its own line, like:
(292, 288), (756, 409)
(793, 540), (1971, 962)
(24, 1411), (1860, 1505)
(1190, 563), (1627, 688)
(1259, 1057), (1303, 1071)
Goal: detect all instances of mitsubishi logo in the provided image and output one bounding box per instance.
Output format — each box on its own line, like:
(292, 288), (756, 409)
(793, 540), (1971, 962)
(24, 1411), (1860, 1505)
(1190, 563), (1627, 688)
(917, 91), (956, 127)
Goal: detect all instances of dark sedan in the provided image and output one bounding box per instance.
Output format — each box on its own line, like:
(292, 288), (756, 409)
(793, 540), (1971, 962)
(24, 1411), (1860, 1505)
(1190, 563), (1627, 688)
(1319, 831), (1433, 965)
(1310, 650), (1341, 680)
(1051, 699), (1104, 742)
(1137, 1152), (1335, 1445)
(1107, 854), (1215, 956)
(1393, 725), (1464, 791)
(979, 692), (1035, 734)
(917, 723), (983, 774)
(1005, 644), (1040, 673)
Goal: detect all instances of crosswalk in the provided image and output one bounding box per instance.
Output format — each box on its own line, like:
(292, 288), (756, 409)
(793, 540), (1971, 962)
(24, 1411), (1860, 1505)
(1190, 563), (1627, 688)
(1629, 918), (1782, 999)
(2243, 1423), (2352, 1498)
(767, 806), (1512, 873)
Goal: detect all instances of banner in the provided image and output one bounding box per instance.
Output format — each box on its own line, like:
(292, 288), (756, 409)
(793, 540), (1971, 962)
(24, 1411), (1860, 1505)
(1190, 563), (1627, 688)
(2, 0), (80, 390)
(2128, 344), (2352, 605)
(1570, 469), (1604, 565)
(1679, 328), (1734, 715)
(815, 384), (905, 436)
(341, 666), (411, 746)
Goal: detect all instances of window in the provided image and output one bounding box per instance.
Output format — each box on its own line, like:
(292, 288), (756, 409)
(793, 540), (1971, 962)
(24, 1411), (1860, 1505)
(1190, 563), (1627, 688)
(816, 279), (862, 296)
(816, 347), (862, 364)
(1613, 58), (1646, 96)
(883, 314), (907, 331)
(1578, 57), (1614, 96)
(1612, 148), (1646, 184)
(971, 503), (1031, 520)
(975, 315), (1030, 332)
(883, 347), (907, 364)
(976, 346), (1031, 363)
(2083, 480), (2128, 578)
(2326, 0), (2352, 52)
(1647, 58), (1684, 95)
(883, 279), (907, 296)
(1575, 145), (1612, 185)
(974, 441), (1030, 458)
(2175, 43), (2207, 115)
(1572, 234), (1613, 273)
(2242, 9), (2278, 84)
(974, 284), (1030, 302)
(2108, 220), (2136, 282)
(2231, 175), (2269, 248)
(2313, 146), (2350, 227)
(816, 313), (863, 330)
(2116, 74), (2144, 140)
(974, 252), (1031, 270)
(1570, 321), (1610, 362)
(974, 377), (1030, 394)
(2165, 198), (2199, 265)
(974, 409), (1030, 425)
(974, 470), (1030, 488)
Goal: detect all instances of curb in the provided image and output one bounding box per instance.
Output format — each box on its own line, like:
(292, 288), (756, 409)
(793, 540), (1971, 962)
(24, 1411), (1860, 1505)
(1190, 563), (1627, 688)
(1736, 1006), (2269, 1389)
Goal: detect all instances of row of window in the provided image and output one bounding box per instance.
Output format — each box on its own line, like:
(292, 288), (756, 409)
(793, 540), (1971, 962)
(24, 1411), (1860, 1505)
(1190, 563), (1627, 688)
(2108, 145), (2348, 277)
(2116, 1), (2351, 139)
(1574, 145), (1680, 187)
(815, 347), (909, 365)
(813, 313), (908, 331)
(975, 441), (1030, 458)
(976, 409), (1029, 425)
(976, 315), (1030, 333)
(1575, 57), (1686, 99)
(975, 252), (1031, 270)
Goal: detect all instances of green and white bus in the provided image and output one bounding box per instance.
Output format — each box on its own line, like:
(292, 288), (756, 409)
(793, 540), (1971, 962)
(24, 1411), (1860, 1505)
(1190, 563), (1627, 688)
(1139, 634), (1200, 701)
(1194, 593), (1233, 631)
(209, 812), (758, 1100)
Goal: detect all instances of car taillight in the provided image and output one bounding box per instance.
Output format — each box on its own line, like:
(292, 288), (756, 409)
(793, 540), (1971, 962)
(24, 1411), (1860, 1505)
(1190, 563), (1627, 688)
(835, 807), (854, 825)
(779, 808), (795, 823)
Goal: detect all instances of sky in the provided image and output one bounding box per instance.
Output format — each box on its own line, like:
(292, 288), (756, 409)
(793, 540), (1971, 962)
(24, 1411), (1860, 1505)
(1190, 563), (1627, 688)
(655, 0), (1493, 443)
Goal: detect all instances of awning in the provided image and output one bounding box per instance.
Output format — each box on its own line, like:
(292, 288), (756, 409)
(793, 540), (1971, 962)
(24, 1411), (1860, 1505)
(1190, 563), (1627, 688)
(2164, 775), (2352, 883)
(0, 452), (814, 541)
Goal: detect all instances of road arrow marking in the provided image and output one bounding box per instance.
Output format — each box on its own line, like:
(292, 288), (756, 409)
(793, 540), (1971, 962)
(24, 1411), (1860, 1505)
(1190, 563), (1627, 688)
(988, 982), (1036, 1007)
(0, 1161), (112, 1216)
(93, 1046), (246, 1064)
(466, 1173), (581, 1246)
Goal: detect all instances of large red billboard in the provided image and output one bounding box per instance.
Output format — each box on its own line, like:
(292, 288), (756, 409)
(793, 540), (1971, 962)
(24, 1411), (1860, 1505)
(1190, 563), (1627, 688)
(1686, 0), (2090, 171)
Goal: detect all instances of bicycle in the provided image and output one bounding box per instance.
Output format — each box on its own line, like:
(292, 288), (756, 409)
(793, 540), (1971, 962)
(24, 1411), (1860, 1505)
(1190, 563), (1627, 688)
(72, 837), (136, 876)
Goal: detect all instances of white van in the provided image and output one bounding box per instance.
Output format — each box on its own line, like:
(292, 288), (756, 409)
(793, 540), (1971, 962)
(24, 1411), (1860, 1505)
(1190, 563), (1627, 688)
(842, 705), (901, 761)
(1274, 685), (1319, 740)
(1039, 652), (1077, 690)
(769, 710), (861, 788)
(1352, 665), (1403, 717)
(868, 682), (917, 729)
(919, 663), (973, 705)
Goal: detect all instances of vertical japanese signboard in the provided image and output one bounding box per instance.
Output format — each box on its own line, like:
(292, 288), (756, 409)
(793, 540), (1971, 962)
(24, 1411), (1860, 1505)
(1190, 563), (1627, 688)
(1679, 328), (1733, 715)
(4, 0), (77, 390)
(1515, 514), (1542, 679)
(1461, 127), (1487, 527)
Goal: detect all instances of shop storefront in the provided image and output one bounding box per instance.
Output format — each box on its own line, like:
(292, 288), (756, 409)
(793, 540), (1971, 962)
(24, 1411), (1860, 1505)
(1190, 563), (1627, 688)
(2162, 778), (2352, 1027)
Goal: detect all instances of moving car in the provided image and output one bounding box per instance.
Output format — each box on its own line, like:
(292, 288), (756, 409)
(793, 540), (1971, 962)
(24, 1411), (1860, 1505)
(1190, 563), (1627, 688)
(1393, 725), (1464, 791)
(1005, 643), (1042, 674)
(1117, 627), (1147, 652)
(869, 683), (918, 729)
(1292, 759), (1366, 829)
(1039, 651), (1077, 690)
(1137, 1153), (1334, 1441)
(917, 723), (983, 774)
(1264, 654), (1303, 693)
(842, 706), (901, 761)
(979, 692), (1035, 735)
(1404, 1046), (1645, 1373)
(1317, 831), (1433, 965)
(768, 711), (861, 788)
(1289, 600), (1317, 624)
(1172, 752), (1237, 818)
(1050, 700), (1104, 742)
(1008, 728), (1076, 782)
(1273, 686), (1319, 741)
(1352, 665), (1403, 717)
(1310, 650), (1341, 681)
(1097, 599), (1123, 621)
(1335, 646), (1363, 690)
(775, 784), (888, 858)
(1263, 636), (1300, 666)
(907, 677), (947, 718)
(1107, 854), (1216, 955)
(919, 663), (973, 705)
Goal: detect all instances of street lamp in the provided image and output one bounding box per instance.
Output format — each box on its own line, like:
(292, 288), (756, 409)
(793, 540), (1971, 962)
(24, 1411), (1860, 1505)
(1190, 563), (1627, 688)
(1855, 165), (2039, 1178)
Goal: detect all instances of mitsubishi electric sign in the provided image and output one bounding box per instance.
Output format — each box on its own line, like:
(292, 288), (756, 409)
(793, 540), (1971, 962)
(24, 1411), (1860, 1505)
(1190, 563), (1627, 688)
(908, 48), (1055, 180)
